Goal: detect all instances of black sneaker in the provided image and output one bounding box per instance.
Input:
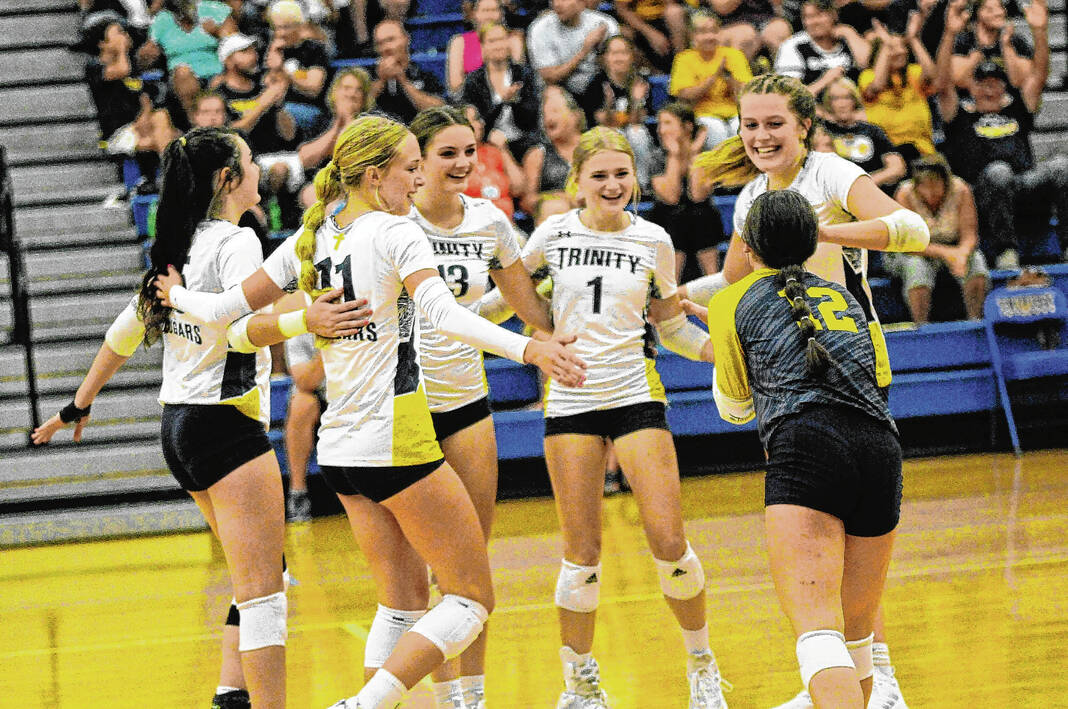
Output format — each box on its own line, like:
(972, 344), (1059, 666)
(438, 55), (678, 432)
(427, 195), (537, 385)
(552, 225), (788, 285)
(211, 689), (250, 709)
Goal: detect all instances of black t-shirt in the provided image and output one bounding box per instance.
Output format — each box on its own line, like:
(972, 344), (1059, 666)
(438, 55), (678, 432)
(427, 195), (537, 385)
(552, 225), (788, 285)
(373, 63), (445, 124)
(823, 120), (898, 176)
(944, 90), (1035, 184)
(85, 56), (165, 137)
(217, 78), (297, 155)
(953, 28), (1033, 61)
(281, 39), (330, 106)
(578, 70), (650, 128)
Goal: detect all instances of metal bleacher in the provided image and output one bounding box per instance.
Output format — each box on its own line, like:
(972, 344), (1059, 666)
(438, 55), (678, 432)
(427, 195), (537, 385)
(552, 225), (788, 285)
(0, 0), (1067, 545)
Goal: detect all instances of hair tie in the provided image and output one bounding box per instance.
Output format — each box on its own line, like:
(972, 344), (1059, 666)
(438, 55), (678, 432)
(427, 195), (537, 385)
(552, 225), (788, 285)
(792, 296), (805, 307)
(808, 336), (816, 343)
(785, 276), (800, 286)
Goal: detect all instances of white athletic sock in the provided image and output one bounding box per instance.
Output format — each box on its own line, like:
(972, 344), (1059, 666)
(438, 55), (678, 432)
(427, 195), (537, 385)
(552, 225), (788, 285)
(872, 641), (891, 667)
(682, 624), (711, 656)
(354, 669), (406, 709)
(461, 674), (485, 703)
(431, 679), (463, 707)
(215, 686), (243, 695)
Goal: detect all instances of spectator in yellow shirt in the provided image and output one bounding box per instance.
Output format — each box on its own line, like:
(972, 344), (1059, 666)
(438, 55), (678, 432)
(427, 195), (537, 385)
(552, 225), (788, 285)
(669, 11), (753, 148)
(858, 17), (937, 165)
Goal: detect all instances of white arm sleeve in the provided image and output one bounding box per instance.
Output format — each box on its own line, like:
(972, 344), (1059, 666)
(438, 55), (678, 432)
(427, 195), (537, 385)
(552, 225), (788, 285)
(169, 284), (253, 325)
(656, 312), (710, 362)
(104, 297), (146, 357)
(685, 272), (729, 306)
(477, 287), (517, 324)
(414, 277), (530, 363)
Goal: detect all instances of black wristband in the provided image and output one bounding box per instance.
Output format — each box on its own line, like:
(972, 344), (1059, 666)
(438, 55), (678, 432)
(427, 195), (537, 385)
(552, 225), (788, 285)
(59, 401), (91, 424)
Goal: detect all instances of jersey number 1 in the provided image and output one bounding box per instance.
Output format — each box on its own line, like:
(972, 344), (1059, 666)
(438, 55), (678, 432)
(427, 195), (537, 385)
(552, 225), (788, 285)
(587, 276), (602, 314)
(315, 255), (355, 301)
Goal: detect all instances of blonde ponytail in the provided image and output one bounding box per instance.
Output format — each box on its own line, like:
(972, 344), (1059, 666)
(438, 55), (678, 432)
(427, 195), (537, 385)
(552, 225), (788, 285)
(693, 135), (760, 190)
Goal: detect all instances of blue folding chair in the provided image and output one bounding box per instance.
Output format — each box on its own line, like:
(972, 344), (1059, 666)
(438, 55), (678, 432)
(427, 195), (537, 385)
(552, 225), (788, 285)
(983, 286), (1068, 455)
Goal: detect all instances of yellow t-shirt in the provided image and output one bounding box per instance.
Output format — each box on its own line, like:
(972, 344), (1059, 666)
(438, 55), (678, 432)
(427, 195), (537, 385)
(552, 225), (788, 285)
(669, 46), (753, 120)
(858, 63), (935, 155)
(622, 0), (699, 21)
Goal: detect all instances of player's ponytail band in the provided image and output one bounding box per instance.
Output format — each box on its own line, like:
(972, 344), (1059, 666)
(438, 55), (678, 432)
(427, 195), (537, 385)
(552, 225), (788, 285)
(785, 277), (800, 287)
(59, 401), (91, 423)
(278, 310), (309, 339)
(877, 209), (930, 252)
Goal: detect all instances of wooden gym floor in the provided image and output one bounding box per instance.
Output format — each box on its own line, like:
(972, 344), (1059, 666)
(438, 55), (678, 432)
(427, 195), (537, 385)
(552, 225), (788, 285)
(2, 449), (1067, 708)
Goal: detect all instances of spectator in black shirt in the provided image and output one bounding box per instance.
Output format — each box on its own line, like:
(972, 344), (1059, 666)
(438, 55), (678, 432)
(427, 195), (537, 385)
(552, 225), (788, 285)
(264, 0), (330, 134)
(78, 12), (179, 185)
(649, 102), (725, 281)
(951, 0), (1034, 90)
(821, 78), (907, 194)
(774, 0), (870, 100)
(936, 0), (1066, 268)
(460, 22), (541, 162)
(369, 19), (445, 123)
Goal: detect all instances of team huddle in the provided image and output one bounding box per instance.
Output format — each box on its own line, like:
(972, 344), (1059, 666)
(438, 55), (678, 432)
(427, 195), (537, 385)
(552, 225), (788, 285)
(33, 73), (931, 709)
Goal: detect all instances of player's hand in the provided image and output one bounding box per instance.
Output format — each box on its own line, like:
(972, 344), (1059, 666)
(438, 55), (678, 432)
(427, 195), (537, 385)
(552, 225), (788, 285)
(154, 265), (184, 307)
(680, 298), (709, 325)
(32, 411), (90, 445)
(305, 289), (373, 337)
(523, 333), (587, 387)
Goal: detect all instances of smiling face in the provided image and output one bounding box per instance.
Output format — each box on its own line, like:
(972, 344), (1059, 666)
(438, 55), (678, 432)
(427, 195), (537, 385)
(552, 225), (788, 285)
(422, 124), (478, 194)
(825, 81), (857, 123)
(543, 87), (580, 141)
(691, 15), (719, 54)
(472, 0), (502, 27)
(801, 2), (835, 40)
(738, 92), (810, 177)
(977, 0), (1006, 31)
(481, 24), (510, 62)
(575, 149), (635, 217)
(333, 73), (366, 114)
(604, 37), (634, 77)
(375, 132), (424, 214)
(222, 137), (261, 213)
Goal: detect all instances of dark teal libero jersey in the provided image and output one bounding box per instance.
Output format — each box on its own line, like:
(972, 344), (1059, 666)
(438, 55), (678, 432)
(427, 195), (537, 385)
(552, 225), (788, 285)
(708, 268), (895, 446)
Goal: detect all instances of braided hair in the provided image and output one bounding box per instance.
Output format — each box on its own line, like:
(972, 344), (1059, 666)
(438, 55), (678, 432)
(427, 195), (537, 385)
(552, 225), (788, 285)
(742, 189), (836, 377)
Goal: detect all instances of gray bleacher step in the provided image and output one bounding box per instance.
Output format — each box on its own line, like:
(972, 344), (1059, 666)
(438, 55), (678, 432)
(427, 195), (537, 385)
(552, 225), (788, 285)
(10, 160), (117, 194)
(0, 440), (174, 504)
(13, 182), (121, 208)
(0, 289), (134, 342)
(0, 12), (78, 48)
(14, 202), (132, 239)
(0, 269), (141, 297)
(0, 339), (161, 397)
(1032, 132), (1067, 160)
(2, 242), (143, 283)
(1035, 93), (1068, 130)
(0, 499), (206, 547)
(0, 46), (84, 87)
(0, 83), (93, 125)
(14, 224), (139, 251)
(0, 121), (101, 165)
(0, 387), (162, 450)
(0, 0), (77, 14)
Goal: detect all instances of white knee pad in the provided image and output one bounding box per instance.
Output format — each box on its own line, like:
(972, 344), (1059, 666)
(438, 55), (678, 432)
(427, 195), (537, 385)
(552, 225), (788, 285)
(846, 633), (874, 681)
(554, 560), (601, 613)
(364, 605), (426, 669)
(237, 591), (287, 651)
(409, 594), (488, 660)
(654, 541), (706, 600)
(796, 629), (855, 689)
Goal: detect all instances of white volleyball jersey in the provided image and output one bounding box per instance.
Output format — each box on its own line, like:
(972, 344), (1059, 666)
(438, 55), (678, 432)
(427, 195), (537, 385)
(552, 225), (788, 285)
(733, 150), (880, 322)
(409, 195), (523, 412)
(151, 220), (271, 423)
(262, 211), (444, 467)
(523, 210), (675, 417)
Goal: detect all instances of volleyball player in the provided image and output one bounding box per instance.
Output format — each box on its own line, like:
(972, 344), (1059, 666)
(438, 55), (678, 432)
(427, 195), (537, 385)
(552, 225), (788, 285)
(32, 127), (373, 709)
(405, 105), (557, 709)
(680, 74), (927, 709)
(684, 189), (901, 708)
(518, 126), (728, 709)
(154, 115), (587, 709)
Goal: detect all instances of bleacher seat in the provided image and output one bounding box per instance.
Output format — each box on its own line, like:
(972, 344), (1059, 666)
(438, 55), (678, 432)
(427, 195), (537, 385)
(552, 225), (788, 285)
(407, 14), (465, 54)
(416, 0), (462, 16)
(649, 74), (670, 112)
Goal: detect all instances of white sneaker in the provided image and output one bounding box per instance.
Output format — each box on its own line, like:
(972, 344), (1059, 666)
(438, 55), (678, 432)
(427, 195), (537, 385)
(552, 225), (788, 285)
(868, 666), (908, 709)
(769, 689), (813, 709)
(556, 648), (609, 709)
(688, 651), (731, 708)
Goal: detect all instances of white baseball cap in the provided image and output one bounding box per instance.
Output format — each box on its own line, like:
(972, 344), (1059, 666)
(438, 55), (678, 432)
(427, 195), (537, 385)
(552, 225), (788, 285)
(217, 33), (257, 63)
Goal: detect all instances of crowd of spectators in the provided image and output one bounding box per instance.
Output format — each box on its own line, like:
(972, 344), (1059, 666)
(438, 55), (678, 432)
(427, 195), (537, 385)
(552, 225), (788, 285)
(72, 0), (1066, 314)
